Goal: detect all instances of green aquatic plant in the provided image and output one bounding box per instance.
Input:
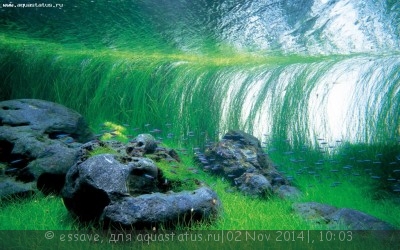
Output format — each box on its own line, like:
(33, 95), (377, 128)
(1, 4), (400, 250)
(88, 146), (120, 158)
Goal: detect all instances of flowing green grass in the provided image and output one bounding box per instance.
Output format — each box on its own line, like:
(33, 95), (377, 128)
(1, 34), (399, 148)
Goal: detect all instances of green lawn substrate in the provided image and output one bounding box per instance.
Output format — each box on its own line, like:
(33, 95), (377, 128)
(2, 146), (399, 231)
(1, 142), (400, 250)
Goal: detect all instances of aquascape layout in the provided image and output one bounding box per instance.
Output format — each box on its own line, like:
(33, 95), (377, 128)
(0, 0), (400, 249)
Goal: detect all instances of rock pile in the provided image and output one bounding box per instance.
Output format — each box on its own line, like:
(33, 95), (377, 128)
(197, 130), (301, 198)
(0, 99), (93, 198)
(62, 134), (221, 229)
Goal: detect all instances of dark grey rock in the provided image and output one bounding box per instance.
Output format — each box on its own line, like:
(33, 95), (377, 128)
(0, 178), (35, 198)
(199, 130), (301, 198)
(276, 185), (302, 199)
(126, 157), (159, 196)
(62, 154), (130, 221)
(129, 134), (158, 154)
(0, 99), (92, 142)
(329, 208), (396, 230)
(102, 187), (220, 229)
(235, 173), (272, 197)
(62, 153), (221, 228)
(293, 202), (396, 230)
(0, 99), (94, 197)
(80, 138), (180, 164)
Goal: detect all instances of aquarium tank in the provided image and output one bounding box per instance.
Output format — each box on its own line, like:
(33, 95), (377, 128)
(0, 0), (399, 249)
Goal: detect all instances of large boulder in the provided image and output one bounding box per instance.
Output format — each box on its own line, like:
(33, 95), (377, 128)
(62, 149), (221, 228)
(293, 202), (396, 230)
(0, 99), (93, 197)
(197, 130), (301, 198)
(102, 187), (219, 228)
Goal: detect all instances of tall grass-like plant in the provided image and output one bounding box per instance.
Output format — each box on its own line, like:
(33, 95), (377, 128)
(0, 3), (400, 250)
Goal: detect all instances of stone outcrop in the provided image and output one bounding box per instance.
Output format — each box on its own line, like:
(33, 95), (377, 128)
(0, 99), (93, 197)
(62, 135), (221, 229)
(196, 130), (301, 198)
(293, 202), (396, 230)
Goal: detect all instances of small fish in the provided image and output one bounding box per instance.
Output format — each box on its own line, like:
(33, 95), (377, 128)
(170, 170), (177, 174)
(144, 174), (155, 179)
(5, 168), (19, 174)
(10, 159), (24, 165)
(104, 156), (113, 163)
(62, 137), (74, 144)
(227, 174), (236, 178)
(371, 176), (381, 179)
(330, 169), (339, 172)
(55, 133), (69, 139)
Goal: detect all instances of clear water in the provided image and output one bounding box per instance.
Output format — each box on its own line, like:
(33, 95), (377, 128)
(0, 0), (399, 146)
